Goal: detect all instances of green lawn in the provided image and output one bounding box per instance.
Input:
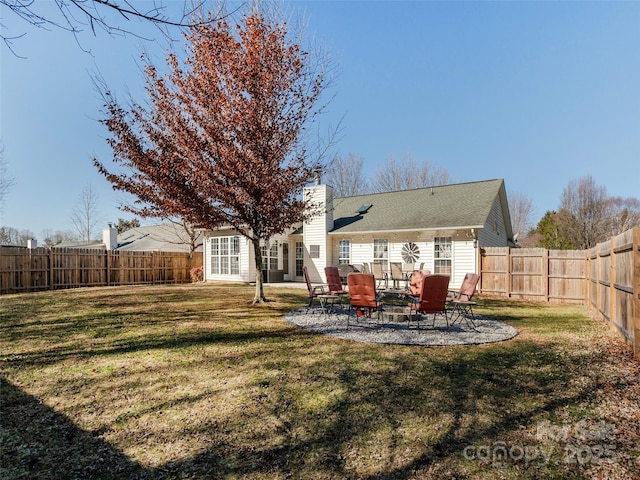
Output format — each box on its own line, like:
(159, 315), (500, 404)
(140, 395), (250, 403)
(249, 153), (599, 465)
(1, 284), (639, 479)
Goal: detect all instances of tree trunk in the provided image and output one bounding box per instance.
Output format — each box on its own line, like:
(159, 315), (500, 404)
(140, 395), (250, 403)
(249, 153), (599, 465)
(251, 238), (267, 304)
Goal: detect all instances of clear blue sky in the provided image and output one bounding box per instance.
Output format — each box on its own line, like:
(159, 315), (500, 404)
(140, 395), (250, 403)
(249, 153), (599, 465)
(1, 1), (639, 240)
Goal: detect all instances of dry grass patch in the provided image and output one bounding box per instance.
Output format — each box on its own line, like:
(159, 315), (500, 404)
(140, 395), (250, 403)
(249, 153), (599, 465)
(1, 284), (639, 479)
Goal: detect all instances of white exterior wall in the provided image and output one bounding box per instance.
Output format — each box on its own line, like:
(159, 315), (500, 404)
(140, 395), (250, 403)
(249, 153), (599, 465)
(328, 233), (478, 288)
(203, 231), (295, 283)
(303, 184), (333, 283)
(331, 236), (435, 270)
(350, 238), (374, 269)
(478, 197), (510, 248)
(450, 239), (477, 289)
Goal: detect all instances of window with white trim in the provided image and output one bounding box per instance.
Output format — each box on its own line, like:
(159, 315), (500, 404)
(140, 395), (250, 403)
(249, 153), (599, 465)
(295, 241), (304, 276)
(338, 239), (350, 264)
(373, 239), (388, 261)
(210, 236), (240, 275)
(434, 236), (452, 275)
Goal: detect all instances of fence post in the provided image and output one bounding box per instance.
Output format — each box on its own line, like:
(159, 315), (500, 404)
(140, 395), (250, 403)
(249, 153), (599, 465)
(24, 247), (32, 293)
(584, 250), (589, 306)
(634, 227), (640, 359)
(595, 247), (600, 311)
(543, 249), (549, 302)
(106, 250), (111, 287)
(505, 247), (511, 298)
(585, 251), (590, 307)
(152, 251), (156, 285)
(609, 235), (616, 334)
(478, 248), (484, 293)
(49, 248), (54, 291)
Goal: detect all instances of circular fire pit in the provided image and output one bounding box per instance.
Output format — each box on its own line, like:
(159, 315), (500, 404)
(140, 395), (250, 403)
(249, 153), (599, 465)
(284, 306), (519, 346)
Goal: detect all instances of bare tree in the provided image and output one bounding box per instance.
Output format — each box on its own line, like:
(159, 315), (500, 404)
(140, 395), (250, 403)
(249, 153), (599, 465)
(558, 175), (610, 249)
(370, 153), (451, 193)
(149, 218), (203, 255)
(0, 226), (35, 246)
(508, 191), (535, 243)
(69, 185), (103, 241)
(607, 196), (640, 236)
(167, 218), (202, 255)
(324, 153), (369, 197)
(0, 142), (16, 220)
(1, 0), (223, 56)
(41, 229), (79, 247)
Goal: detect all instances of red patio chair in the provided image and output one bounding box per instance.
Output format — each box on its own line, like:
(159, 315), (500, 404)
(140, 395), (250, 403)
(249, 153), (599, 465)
(408, 269), (430, 296)
(346, 273), (384, 327)
(303, 266), (327, 308)
(447, 273), (480, 303)
(408, 274), (450, 328)
(447, 273), (480, 328)
(325, 266), (348, 296)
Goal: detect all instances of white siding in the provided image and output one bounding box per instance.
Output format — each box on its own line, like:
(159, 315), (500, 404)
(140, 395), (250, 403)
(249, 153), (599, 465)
(328, 234), (476, 282)
(351, 238), (374, 268)
(479, 197), (510, 247)
(450, 240), (477, 288)
(303, 184), (333, 282)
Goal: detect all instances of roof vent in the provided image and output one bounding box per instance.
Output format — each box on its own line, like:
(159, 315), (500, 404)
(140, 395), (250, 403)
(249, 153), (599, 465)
(356, 204), (372, 214)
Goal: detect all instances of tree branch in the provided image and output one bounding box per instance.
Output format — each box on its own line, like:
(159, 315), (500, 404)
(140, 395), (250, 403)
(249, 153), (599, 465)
(1, 0), (240, 56)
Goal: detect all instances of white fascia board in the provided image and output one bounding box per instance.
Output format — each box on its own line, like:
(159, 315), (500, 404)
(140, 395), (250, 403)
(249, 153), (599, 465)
(328, 225), (485, 236)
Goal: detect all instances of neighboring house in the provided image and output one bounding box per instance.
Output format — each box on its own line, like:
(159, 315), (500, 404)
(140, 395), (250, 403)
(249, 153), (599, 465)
(52, 240), (105, 249)
(115, 224), (203, 254)
(201, 178), (514, 288)
(55, 224), (203, 254)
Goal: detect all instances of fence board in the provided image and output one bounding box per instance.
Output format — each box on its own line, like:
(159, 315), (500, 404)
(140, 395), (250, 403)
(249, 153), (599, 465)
(478, 228), (638, 358)
(480, 247), (586, 304)
(0, 247), (201, 294)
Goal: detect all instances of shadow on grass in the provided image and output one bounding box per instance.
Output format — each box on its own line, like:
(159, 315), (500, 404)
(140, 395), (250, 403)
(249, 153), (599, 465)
(151, 342), (603, 478)
(1, 287), (623, 479)
(0, 340), (611, 479)
(1, 377), (147, 480)
(1, 323), (318, 369)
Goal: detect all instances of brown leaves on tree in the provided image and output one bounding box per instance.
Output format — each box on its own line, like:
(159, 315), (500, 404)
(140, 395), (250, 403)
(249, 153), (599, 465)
(94, 7), (333, 302)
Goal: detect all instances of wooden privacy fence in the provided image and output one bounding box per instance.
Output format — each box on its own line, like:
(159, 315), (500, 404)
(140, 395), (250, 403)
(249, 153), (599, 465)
(480, 248), (587, 304)
(0, 247), (202, 294)
(480, 226), (640, 358)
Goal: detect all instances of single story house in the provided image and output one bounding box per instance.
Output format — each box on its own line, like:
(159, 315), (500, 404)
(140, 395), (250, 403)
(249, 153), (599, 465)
(113, 224), (202, 254)
(201, 178), (514, 289)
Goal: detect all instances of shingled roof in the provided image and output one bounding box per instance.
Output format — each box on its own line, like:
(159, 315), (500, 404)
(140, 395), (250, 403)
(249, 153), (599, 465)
(330, 179), (508, 234)
(117, 224), (203, 252)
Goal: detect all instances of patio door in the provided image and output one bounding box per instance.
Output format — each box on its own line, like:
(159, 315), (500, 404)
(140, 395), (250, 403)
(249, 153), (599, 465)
(261, 242), (279, 282)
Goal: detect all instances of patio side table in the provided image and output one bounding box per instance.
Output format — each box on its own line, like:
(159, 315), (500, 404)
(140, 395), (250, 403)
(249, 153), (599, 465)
(448, 300), (478, 330)
(318, 294), (340, 319)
